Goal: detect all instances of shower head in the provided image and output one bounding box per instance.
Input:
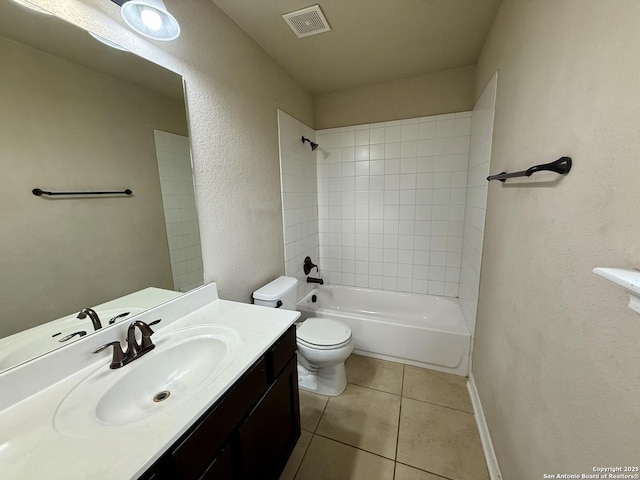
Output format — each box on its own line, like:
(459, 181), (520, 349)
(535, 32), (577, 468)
(301, 136), (319, 151)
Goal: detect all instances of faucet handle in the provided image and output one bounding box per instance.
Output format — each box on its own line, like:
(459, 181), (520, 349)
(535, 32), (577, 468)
(93, 341), (126, 369)
(58, 331), (87, 342)
(303, 256), (318, 275)
(108, 311), (131, 325)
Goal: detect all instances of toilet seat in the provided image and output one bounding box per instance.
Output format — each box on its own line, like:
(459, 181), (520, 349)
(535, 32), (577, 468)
(297, 317), (352, 350)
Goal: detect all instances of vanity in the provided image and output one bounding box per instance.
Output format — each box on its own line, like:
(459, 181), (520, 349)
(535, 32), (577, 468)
(0, 284), (301, 479)
(141, 325), (299, 479)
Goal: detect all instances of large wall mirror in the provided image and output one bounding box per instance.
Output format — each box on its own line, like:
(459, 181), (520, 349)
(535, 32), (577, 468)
(0, 1), (203, 373)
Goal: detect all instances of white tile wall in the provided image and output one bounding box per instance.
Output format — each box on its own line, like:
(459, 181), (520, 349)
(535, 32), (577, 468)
(316, 112), (471, 296)
(459, 74), (497, 334)
(154, 130), (204, 292)
(277, 110), (320, 300)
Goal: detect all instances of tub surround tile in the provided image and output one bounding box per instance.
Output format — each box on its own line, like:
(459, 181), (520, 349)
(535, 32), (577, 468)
(278, 110), (320, 301)
(394, 463), (449, 480)
(459, 76), (496, 336)
(397, 398), (488, 480)
(317, 113), (471, 297)
(346, 354), (404, 395)
(299, 390), (330, 432)
(280, 430), (313, 480)
(316, 384), (401, 459)
(296, 435), (395, 480)
(402, 366), (472, 413)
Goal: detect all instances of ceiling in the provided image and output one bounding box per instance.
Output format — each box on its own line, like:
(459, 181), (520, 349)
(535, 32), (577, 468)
(212, 0), (502, 94)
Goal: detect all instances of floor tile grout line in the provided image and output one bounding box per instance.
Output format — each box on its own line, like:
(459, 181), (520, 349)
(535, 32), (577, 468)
(348, 381), (403, 397)
(393, 364), (406, 479)
(401, 393), (474, 415)
(312, 393), (331, 434)
(291, 432), (315, 480)
(395, 460), (457, 480)
(313, 432), (397, 463)
(296, 356), (484, 479)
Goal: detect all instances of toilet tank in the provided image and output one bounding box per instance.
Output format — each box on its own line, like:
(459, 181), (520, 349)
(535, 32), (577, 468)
(253, 276), (298, 310)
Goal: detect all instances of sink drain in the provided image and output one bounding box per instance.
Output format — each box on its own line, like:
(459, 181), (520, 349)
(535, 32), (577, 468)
(153, 390), (171, 402)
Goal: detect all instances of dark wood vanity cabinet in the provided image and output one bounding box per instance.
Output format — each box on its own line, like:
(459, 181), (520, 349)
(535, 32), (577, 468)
(236, 356), (300, 479)
(140, 325), (300, 480)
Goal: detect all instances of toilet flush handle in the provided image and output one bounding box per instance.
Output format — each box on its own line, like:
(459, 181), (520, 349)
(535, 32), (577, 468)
(275, 301), (283, 308)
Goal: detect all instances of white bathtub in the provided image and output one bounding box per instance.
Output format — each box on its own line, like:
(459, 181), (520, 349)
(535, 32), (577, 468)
(297, 285), (470, 376)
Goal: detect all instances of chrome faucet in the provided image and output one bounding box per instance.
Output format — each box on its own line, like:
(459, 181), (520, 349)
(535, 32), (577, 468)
(77, 308), (102, 331)
(92, 319), (160, 369)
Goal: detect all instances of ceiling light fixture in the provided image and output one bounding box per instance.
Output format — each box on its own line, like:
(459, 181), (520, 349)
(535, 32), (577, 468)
(116, 0), (180, 41)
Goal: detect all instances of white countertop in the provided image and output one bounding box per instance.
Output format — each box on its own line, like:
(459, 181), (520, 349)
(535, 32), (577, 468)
(0, 284), (299, 479)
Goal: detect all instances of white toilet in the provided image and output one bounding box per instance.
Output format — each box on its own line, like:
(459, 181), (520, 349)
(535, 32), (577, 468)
(253, 276), (353, 396)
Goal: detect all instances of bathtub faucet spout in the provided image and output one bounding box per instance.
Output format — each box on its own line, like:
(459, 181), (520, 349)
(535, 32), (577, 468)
(307, 277), (324, 285)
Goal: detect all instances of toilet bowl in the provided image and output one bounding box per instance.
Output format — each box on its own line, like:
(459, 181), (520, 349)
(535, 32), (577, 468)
(295, 317), (354, 396)
(252, 276), (353, 396)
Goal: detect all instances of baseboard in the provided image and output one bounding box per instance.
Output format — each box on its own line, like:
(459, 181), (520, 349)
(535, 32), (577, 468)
(467, 373), (503, 480)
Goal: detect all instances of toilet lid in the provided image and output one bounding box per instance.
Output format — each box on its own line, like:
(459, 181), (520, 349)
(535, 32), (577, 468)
(297, 317), (351, 347)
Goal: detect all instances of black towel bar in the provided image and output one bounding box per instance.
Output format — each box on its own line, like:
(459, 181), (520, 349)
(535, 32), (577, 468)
(487, 157), (572, 182)
(32, 188), (133, 197)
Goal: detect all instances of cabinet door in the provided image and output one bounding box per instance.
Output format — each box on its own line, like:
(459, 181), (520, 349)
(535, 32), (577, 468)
(171, 359), (267, 479)
(237, 355), (300, 480)
(198, 444), (232, 480)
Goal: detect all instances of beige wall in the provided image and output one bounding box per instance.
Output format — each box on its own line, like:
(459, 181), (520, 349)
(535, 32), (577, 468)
(35, 0), (315, 304)
(473, 0), (640, 477)
(0, 35), (187, 337)
(314, 65), (475, 129)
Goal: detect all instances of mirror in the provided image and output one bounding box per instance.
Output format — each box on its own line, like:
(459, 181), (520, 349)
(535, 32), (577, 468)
(0, 1), (203, 372)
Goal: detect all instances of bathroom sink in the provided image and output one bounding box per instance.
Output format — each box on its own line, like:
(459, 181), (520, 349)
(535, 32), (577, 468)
(54, 324), (240, 437)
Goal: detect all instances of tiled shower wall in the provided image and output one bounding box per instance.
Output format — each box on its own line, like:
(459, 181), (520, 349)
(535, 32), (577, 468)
(154, 130), (204, 292)
(316, 113), (472, 297)
(459, 74), (497, 334)
(277, 110), (320, 300)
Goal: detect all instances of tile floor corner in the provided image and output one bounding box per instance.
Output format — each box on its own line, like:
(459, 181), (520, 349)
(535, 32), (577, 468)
(280, 354), (489, 480)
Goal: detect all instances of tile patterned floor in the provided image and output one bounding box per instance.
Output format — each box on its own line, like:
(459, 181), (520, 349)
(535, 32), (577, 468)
(280, 355), (489, 480)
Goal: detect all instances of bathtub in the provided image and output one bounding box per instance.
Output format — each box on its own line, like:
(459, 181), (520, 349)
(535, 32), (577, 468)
(297, 285), (470, 376)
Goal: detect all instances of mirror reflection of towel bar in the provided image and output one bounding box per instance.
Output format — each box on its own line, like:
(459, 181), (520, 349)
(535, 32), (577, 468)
(32, 188), (133, 197)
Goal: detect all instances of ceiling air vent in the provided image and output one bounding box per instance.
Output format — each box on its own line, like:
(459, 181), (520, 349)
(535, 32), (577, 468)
(282, 4), (331, 38)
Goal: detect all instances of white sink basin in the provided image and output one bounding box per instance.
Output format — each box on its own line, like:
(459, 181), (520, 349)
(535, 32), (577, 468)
(54, 324), (240, 437)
